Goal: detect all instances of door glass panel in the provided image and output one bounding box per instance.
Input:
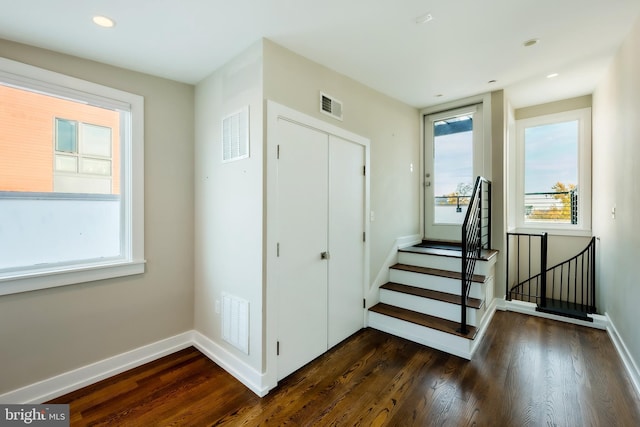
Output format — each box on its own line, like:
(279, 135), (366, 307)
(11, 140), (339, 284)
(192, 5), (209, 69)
(433, 115), (474, 224)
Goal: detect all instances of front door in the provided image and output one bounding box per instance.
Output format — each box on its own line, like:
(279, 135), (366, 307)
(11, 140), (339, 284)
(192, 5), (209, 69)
(424, 104), (483, 241)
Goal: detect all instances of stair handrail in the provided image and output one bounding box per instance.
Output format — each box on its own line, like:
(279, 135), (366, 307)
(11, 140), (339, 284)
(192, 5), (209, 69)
(460, 176), (491, 334)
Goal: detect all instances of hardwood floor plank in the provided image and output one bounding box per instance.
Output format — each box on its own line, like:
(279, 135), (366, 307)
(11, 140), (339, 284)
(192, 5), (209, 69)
(46, 312), (640, 426)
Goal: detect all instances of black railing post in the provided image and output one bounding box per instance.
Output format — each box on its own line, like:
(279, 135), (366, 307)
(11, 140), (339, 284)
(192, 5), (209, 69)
(540, 232), (548, 308)
(591, 237), (596, 313)
(506, 233), (511, 301)
(487, 181), (492, 250)
(460, 221), (468, 334)
(571, 190), (578, 225)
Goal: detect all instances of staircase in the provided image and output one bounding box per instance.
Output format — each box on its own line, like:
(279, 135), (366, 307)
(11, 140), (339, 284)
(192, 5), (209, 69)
(368, 242), (497, 359)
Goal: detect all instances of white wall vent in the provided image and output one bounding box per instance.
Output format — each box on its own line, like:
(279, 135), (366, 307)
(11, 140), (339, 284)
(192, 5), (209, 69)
(222, 293), (249, 354)
(222, 106), (249, 162)
(320, 92), (343, 121)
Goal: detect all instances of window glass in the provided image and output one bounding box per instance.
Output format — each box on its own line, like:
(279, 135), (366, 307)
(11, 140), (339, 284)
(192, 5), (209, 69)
(514, 107), (591, 233)
(524, 120), (578, 224)
(55, 118), (77, 153)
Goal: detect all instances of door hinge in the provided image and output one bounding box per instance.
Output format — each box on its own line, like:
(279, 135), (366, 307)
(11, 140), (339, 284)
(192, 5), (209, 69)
(277, 341), (280, 356)
(277, 145), (280, 159)
(363, 298), (366, 309)
(277, 243), (280, 257)
(363, 165), (366, 176)
(363, 232), (366, 242)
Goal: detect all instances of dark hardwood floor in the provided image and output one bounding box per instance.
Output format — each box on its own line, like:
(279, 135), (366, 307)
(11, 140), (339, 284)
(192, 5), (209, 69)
(48, 311), (640, 426)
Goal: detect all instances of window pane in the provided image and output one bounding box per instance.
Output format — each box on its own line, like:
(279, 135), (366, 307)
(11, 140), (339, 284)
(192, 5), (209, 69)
(55, 118), (77, 153)
(54, 154), (77, 172)
(433, 115), (473, 224)
(82, 123), (112, 157)
(80, 157), (111, 176)
(524, 120), (578, 223)
(0, 82), (124, 271)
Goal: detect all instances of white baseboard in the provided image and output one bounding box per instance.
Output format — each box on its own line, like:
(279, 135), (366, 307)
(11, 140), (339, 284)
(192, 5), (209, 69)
(501, 298), (608, 329)
(192, 332), (268, 397)
(0, 331), (194, 404)
(0, 330), (269, 404)
(605, 313), (640, 398)
(469, 297), (498, 357)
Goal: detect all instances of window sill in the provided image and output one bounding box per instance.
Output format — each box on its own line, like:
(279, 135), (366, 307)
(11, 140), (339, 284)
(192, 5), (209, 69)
(0, 260), (146, 296)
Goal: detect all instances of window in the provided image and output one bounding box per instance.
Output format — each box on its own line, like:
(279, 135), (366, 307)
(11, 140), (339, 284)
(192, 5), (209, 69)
(515, 108), (591, 234)
(54, 119), (115, 194)
(0, 57), (144, 295)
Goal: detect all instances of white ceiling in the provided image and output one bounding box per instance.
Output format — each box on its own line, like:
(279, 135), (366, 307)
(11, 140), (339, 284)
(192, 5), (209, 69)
(1, 0), (639, 109)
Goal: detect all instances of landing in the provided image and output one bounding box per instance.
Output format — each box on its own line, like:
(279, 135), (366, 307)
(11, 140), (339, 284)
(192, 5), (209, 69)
(401, 240), (498, 261)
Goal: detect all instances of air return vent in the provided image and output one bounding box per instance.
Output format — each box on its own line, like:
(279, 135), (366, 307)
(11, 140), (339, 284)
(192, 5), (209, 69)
(222, 106), (249, 162)
(320, 92), (343, 121)
(222, 293), (249, 355)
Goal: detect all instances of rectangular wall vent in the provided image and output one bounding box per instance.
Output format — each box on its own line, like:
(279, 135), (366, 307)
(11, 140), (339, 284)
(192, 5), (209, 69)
(320, 92), (343, 121)
(222, 293), (249, 355)
(222, 106), (249, 162)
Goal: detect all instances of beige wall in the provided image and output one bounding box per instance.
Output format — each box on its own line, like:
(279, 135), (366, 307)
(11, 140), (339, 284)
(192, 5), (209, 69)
(0, 39), (195, 394)
(593, 16), (640, 366)
(194, 41), (264, 371)
(515, 95), (592, 120)
(263, 40), (421, 284)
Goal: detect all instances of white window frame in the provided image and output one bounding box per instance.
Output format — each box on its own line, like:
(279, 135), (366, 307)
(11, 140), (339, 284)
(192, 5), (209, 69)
(0, 57), (145, 296)
(514, 107), (591, 236)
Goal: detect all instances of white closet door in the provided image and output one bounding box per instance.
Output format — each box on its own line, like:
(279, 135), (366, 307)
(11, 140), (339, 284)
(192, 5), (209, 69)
(276, 118), (329, 381)
(328, 135), (365, 348)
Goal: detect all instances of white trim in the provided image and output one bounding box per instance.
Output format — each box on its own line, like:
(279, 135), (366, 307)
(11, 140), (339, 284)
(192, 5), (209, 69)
(469, 297), (498, 356)
(0, 260), (145, 296)
(192, 332), (268, 397)
(0, 332), (193, 404)
(605, 312), (640, 398)
(501, 298), (607, 329)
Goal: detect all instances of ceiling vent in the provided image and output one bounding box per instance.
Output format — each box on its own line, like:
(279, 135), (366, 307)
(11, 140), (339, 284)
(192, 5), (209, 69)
(320, 92), (343, 121)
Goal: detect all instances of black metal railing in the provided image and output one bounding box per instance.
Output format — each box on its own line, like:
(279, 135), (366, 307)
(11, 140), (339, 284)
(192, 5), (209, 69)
(459, 176), (491, 334)
(506, 233), (596, 320)
(524, 190), (578, 225)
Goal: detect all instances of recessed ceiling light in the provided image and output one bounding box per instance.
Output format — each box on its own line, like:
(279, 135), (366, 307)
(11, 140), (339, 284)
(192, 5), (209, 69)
(416, 12), (433, 24)
(93, 15), (115, 28)
(547, 73), (559, 79)
(523, 38), (539, 47)
(488, 80), (497, 84)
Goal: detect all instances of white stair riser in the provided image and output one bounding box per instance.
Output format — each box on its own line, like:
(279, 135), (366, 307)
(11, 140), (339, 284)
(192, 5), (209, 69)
(389, 269), (484, 299)
(398, 252), (493, 276)
(379, 289), (481, 326)
(368, 311), (473, 360)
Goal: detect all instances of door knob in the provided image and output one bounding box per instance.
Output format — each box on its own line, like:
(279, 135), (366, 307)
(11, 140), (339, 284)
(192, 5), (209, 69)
(321, 251), (330, 260)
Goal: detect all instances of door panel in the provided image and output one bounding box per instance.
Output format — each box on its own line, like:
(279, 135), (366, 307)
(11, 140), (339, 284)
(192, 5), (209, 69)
(328, 135), (365, 348)
(276, 119), (329, 381)
(424, 105), (483, 241)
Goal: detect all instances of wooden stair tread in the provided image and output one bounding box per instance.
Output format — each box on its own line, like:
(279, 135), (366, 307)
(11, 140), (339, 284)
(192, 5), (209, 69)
(369, 303), (477, 339)
(391, 263), (486, 283)
(381, 282), (483, 309)
(399, 246), (498, 261)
